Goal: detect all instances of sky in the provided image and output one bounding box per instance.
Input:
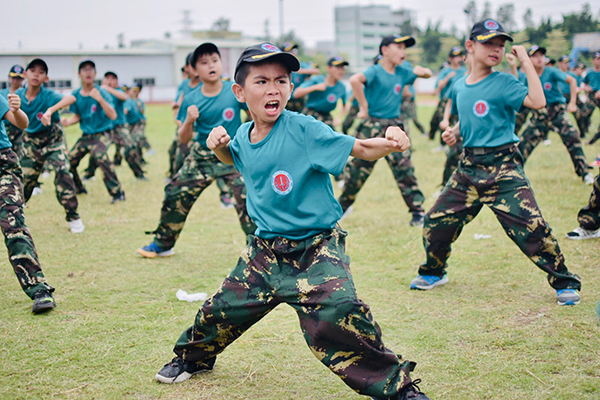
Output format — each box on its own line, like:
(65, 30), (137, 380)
(1, 0), (597, 51)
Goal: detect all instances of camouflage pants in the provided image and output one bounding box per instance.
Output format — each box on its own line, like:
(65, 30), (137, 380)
(172, 228), (414, 398)
(6, 124), (24, 159)
(0, 148), (53, 299)
(428, 99), (447, 140)
(400, 97), (426, 135)
(519, 103), (589, 178)
(151, 142), (256, 250)
(419, 145), (582, 291)
(85, 124), (145, 178)
(21, 123), (79, 221)
(577, 172), (600, 231)
(514, 109), (530, 135)
(338, 117), (425, 214)
(69, 132), (123, 197)
(168, 131), (191, 179)
(585, 93), (600, 144)
(130, 121), (151, 163)
(286, 98), (305, 113)
(302, 107), (334, 129)
(442, 137), (463, 186)
(342, 104), (359, 135)
(564, 93), (594, 138)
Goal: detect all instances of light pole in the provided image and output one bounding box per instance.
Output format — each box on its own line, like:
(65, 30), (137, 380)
(279, 0), (284, 40)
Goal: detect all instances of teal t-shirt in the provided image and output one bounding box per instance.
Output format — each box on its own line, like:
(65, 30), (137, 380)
(291, 61), (314, 98)
(300, 75), (347, 113)
(229, 110), (355, 240)
(176, 81), (246, 148)
(363, 63), (417, 119)
(583, 70), (600, 92)
(175, 79), (202, 103)
(557, 71), (577, 96)
(437, 66), (468, 100)
(69, 86), (115, 134)
(111, 88), (127, 127)
(0, 88), (15, 128)
(450, 72), (528, 148)
(0, 96), (12, 149)
(174, 78), (189, 102)
(138, 99), (146, 121)
(16, 87), (63, 134)
(540, 67), (567, 105)
(124, 98), (144, 125)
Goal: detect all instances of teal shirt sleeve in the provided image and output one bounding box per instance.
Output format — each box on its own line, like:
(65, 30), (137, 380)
(0, 95), (9, 120)
(363, 65), (378, 86)
(176, 97), (189, 124)
(303, 119), (355, 177)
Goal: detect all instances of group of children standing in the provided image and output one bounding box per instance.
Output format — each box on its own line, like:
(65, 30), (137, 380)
(1, 18), (599, 399)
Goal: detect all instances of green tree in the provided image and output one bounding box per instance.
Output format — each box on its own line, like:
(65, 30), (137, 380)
(496, 3), (516, 33)
(545, 28), (570, 60)
(560, 3), (600, 39)
(419, 20), (445, 66)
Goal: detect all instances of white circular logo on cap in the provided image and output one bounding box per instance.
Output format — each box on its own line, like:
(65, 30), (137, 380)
(261, 43), (280, 52)
(484, 20), (499, 30)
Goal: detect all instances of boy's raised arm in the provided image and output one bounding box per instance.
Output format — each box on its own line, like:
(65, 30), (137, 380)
(5, 94), (28, 130)
(513, 46), (545, 110)
(42, 95), (76, 126)
(350, 72), (368, 118)
(351, 126), (410, 161)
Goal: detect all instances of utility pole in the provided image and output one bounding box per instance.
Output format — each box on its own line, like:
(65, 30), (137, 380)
(279, 0), (284, 39)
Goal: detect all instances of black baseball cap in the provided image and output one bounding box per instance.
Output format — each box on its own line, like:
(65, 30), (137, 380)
(558, 55), (570, 63)
(594, 52), (600, 59)
(528, 45), (546, 57)
(191, 43), (220, 67)
(576, 62), (585, 69)
(546, 58), (556, 65)
(449, 46), (464, 57)
(234, 43), (300, 82)
(282, 42), (298, 52)
(25, 59), (48, 74)
(9, 65), (25, 78)
(379, 35), (416, 54)
(78, 60), (96, 72)
(469, 19), (513, 42)
(327, 56), (349, 67)
(104, 71), (118, 79)
(185, 52), (194, 66)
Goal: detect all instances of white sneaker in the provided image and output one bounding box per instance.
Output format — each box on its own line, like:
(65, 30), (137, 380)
(583, 173), (594, 185)
(69, 218), (85, 234)
(565, 226), (600, 240)
(543, 139), (552, 146)
(32, 187), (43, 196)
(339, 206), (353, 223)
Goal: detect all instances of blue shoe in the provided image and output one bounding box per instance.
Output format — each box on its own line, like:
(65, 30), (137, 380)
(410, 274), (448, 290)
(556, 289), (580, 306)
(136, 242), (175, 258)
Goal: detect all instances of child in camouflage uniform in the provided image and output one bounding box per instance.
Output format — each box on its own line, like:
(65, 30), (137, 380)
(0, 65), (25, 158)
(566, 172), (600, 240)
(0, 90), (56, 313)
(154, 42), (430, 400)
(411, 20), (582, 307)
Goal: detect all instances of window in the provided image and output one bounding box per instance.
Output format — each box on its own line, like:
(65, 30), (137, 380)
(362, 21), (374, 26)
(363, 46), (375, 51)
(363, 33), (375, 38)
(0, 82), (7, 90)
(379, 23), (389, 27)
(44, 80), (72, 89)
(133, 77), (155, 86)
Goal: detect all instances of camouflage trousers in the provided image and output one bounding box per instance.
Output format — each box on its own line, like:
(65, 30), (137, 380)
(514, 109), (530, 135)
(428, 99), (447, 140)
(21, 123), (79, 221)
(400, 97), (425, 135)
(302, 107), (334, 129)
(441, 137), (463, 186)
(0, 148), (53, 299)
(69, 132), (123, 197)
(577, 172), (600, 231)
(130, 121), (151, 164)
(151, 142), (256, 250)
(172, 227), (414, 398)
(419, 145), (582, 291)
(85, 124), (145, 179)
(342, 104), (359, 135)
(6, 124), (25, 159)
(518, 103), (589, 178)
(338, 117), (425, 214)
(585, 92), (600, 144)
(168, 130), (191, 179)
(564, 93), (594, 138)
(286, 98), (306, 113)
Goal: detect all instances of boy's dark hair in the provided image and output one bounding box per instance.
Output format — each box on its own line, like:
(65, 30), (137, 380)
(104, 71), (118, 79)
(78, 60), (96, 72)
(26, 59), (48, 74)
(191, 43), (220, 68)
(234, 43), (300, 86)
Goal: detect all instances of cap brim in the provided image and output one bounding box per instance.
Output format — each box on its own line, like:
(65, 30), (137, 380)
(244, 52), (300, 72)
(473, 32), (513, 43)
(528, 47), (547, 56)
(330, 61), (349, 67)
(395, 37), (416, 48)
(9, 72), (24, 78)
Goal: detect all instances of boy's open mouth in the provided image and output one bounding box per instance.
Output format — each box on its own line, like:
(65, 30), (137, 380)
(265, 100), (279, 115)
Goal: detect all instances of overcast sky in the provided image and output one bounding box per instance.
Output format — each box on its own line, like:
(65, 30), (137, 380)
(1, 0), (597, 51)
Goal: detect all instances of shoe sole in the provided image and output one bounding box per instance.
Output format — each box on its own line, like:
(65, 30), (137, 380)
(32, 302), (56, 314)
(155, 369), (208, 384)
(136, 248), (175, 258)
(557, 299), (580, 306)
(565, 232), (600, 240)
(410, 276), (449, 290)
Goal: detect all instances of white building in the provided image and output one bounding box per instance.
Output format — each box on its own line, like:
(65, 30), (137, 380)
(335, 5), (415, 72)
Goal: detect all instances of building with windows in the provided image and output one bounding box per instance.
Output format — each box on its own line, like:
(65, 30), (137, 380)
(335, 4), (415, 72)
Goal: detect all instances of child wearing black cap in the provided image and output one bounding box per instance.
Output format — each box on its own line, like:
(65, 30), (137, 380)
(292, 55), (349, 128)
(411, 19), (582, 307)
(282, 42), (320, 112)
(0, 65), (25, 157)
(338, 34), (432, 227)
(154, 42), (430, 400)
(518, 45), (593, 185)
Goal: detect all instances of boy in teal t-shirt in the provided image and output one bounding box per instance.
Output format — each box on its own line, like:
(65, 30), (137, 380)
(283, 42), (320, 112)
(16, 58), (84, 233)
(0, 91), (57, 313)
(62, 60), (125, 202)
(584, 52), (600, 144)
(0, 65), (25, 157)
(518, 46), (593, 185)
(154, 42), (431, 400)
(339, 34), (432, 227)
(137, 42), (255, 258)
(292, 56), (349, 128)
(556, 55), (589, 137)
(411, 19), (582, 307)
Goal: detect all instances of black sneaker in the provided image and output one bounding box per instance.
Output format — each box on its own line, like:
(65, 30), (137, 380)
(155, 356), (216, 384)
(409, 212), (425, 227)
(76, 186), (88, 195)
(396, 379), (429, 400)
(32, 290), (56, 314)
(111, 191), (126, 204)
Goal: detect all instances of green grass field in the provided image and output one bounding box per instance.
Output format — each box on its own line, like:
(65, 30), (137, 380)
(1, 101), (599, 399)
